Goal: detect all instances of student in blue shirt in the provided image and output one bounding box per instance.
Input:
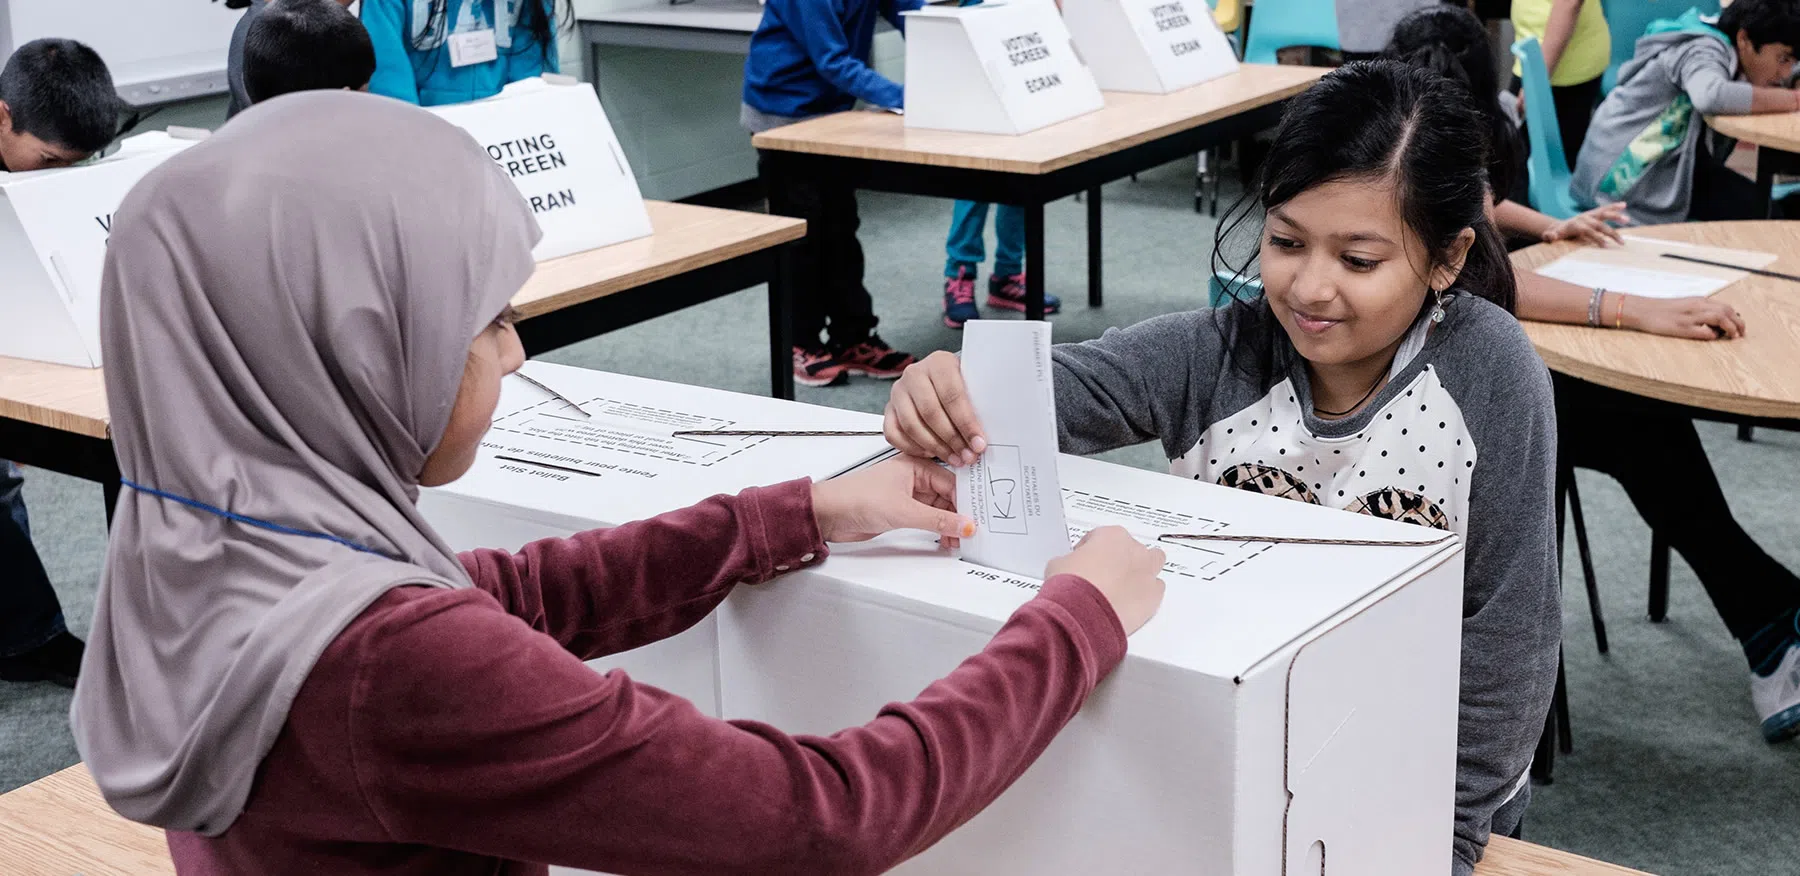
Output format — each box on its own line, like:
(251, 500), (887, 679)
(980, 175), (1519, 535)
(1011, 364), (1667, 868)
(743, 0), (922, 387)
(361, 0), (569, 106)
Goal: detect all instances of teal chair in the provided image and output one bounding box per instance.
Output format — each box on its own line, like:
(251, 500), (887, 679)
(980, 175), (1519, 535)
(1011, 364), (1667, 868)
(1600, 0), (1721, 94)
(1512, 38), (1584, 219)
(1242, 0), (1340, 65)
(1207, 270), (1263, 308)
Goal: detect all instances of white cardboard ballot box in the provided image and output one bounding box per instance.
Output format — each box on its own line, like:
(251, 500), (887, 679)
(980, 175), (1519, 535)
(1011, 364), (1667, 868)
(426, 369), (1466, 873)
(418, 362), (893, 712)
(429, 77), (653, 262)
(903, 1), (1105, 135)
(0, 130), (197, 368)
(1062, 0), (1239, 93)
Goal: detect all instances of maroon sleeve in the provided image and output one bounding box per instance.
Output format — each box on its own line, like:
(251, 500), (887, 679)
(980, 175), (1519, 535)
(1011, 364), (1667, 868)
(456, 478), (827, 659)
(345, 574), (1127, 876)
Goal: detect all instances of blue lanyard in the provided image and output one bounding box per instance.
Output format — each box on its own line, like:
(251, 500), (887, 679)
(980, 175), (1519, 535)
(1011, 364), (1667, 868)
(120, 478), (401, 561)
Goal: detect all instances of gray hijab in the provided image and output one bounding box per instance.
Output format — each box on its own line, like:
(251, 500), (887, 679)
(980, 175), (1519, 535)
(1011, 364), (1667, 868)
(71, 90), (539, 836)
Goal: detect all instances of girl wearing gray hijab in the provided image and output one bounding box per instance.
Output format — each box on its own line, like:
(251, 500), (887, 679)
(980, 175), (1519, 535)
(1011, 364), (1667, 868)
(71, 90), (1165, 875)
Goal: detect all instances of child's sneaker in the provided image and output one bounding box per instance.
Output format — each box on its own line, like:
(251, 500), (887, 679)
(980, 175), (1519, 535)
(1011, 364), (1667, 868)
(833, 333), (916, 380)
(793, 345), (848, 388)
(987, 272), (1061, 315)
(1751, 625), (1800, 743)
(944, 267), (981, 328)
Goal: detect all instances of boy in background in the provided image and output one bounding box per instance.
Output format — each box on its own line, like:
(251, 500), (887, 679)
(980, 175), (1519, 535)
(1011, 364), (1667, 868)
(0, 38), (119, 687)
(742, 0), (921, 387)
(1573, 0), (1800, 223)
(227, 0), (363, 118)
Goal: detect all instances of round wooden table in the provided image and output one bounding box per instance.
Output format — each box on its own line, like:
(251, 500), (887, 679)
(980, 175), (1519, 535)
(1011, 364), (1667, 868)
(1512, 221), (1800, 424)
(1706, 112), (1800, 218)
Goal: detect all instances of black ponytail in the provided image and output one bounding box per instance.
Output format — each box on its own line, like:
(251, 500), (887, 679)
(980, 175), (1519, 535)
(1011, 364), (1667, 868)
(1210, 61), (1516, 376)
(1384, 4), (1522, 202)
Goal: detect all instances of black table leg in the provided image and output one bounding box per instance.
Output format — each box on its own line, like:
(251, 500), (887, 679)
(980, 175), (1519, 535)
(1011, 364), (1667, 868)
(768, 245), (795, 400)
(104, 478), (121, 527)
(1025, 202), (1046, 321)
(1086, 185), (1102, 308)
(1756, 148), (1778, 219)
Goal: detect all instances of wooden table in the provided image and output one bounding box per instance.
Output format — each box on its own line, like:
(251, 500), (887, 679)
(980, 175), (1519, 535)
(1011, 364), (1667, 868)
(1513, 222), (1800, 424)
(1707, 112), (1800, 217)
(0, 764), (1648, 876)
(753, 64), (1327, 319)
(0, 200), (804, 519)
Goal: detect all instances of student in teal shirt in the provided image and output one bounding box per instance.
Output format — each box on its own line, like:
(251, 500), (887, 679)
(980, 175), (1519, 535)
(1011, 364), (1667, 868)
(361, 0), (568, 106)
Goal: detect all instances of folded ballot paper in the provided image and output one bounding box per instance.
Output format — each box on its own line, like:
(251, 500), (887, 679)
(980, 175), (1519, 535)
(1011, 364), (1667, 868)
(424, 364), (1469, 875)
(955, 319), (1070, 577)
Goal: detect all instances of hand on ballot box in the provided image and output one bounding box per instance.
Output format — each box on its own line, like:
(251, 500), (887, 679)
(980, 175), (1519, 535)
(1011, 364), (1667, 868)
(884, 350), (989, 467)
(1047, 525), (1167, 634)
(811, 455), (975, 546)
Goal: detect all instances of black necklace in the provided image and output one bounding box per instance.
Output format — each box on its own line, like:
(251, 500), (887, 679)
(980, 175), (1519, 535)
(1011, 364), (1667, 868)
(1313, 372), (1386, 418)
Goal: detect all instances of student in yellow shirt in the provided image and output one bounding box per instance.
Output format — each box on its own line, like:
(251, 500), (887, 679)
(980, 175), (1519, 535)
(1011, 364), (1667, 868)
(1512, 0), (1611, 159)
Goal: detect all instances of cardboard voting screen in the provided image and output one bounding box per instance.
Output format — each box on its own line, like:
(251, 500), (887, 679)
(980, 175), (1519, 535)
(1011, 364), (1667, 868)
(0, 130), (196, 368)
(430, 77), (652, 262)
(904, 1), (1104, 135)
(1062, 0), (1239, 93)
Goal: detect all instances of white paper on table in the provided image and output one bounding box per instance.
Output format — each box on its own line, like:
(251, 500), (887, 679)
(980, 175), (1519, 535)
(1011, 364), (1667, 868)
(955, 320), (1070, 578)
(1532, 234), (1778, 300)
(1533, 259), (1731, 298)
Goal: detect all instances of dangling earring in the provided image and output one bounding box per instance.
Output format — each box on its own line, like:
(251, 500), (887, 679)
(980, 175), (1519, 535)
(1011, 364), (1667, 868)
(1429, 287), (1448, 324)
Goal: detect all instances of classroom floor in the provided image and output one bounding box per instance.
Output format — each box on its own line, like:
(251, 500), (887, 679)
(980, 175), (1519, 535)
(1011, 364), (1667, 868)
(3, 158), (1797, 874)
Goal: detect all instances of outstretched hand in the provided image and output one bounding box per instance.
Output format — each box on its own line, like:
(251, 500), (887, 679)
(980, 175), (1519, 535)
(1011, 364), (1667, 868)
(811, 455), (976, 546)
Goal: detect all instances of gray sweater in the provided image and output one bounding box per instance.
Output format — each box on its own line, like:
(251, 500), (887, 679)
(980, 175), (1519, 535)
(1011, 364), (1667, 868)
(1572, 26), (1754, 224)
(1048, 295), (1561, 875)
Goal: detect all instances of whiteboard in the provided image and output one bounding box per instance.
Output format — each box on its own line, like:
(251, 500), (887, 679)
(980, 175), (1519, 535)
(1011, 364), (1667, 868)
(0, 0), (243, 106)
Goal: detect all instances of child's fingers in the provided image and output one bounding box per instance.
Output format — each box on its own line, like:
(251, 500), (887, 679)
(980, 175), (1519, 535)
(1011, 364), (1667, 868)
(891, 392), (955, 462)
(922, 359), (987, 454)
(918, 369), (977, 463)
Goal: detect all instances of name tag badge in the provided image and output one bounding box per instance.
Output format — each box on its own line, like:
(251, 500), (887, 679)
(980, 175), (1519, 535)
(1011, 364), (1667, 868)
(449, 29), (499, 67)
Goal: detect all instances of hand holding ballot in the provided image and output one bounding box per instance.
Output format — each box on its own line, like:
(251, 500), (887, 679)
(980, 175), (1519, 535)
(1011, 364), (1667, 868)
(884, 350), (989, 465)
(812, 455), (976, 545)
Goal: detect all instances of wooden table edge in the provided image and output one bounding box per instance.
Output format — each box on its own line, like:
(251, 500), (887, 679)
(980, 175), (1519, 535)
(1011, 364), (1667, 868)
(1526, 341), (1798, 422)
(750, 68), (1324, 175)
(511, 207), (804, 321)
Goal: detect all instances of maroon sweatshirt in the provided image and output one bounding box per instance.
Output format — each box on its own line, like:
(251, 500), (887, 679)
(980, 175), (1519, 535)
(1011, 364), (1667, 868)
(165, 479), (1127, 875)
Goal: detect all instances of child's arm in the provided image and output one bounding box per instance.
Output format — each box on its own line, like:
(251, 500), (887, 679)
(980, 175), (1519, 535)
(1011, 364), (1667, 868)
(776, 0), (905, 108)
(1514, 271), (1745, 339)
(1447, 326), (1562, 875)
(1494, 199), (1628, 246)
(883, 311), (1222, 464)
(360, 0), (423, 104)
(1670, 41), (1797, 115)
(458, 480), (827, 659)
(1539, 0), (1583, 79)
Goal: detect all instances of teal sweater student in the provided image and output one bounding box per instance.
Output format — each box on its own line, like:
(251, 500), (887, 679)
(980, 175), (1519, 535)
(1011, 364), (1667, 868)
(361, 0), (564, 106)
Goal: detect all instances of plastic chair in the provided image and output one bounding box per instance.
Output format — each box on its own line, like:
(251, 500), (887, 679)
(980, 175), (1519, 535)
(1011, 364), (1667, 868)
(1207, 270), (1262, 308)
(1242, 0), (1340, 65)
(1600, 0), (1722, 94)
(1512, 38), (1584, 220)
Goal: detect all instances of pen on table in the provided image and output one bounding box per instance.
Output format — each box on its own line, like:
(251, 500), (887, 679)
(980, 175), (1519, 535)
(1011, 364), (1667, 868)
(513, 372), (591, 417)
(1659, 252), (1800, 284)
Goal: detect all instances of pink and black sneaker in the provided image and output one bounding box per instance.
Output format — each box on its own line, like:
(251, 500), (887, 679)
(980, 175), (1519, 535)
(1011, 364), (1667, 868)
(987, 272), (1061, 315)
(792, 345), (848, 387)
(832, 333), (916, 380)
(944, 266), (981, 328)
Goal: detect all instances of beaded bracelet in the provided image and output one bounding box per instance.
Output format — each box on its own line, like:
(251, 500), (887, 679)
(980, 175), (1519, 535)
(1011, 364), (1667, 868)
(1587, 288), (1605, 327)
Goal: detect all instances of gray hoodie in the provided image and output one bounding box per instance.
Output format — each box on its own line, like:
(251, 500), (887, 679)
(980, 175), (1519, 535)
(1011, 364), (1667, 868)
(1048, 294), (1561, 875)
(1571, 20), (1753, 224)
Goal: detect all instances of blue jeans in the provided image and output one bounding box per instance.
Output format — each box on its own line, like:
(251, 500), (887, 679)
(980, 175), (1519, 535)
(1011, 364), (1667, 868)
(944, 201), (1025, 278)
(0, 461), (64, 657)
